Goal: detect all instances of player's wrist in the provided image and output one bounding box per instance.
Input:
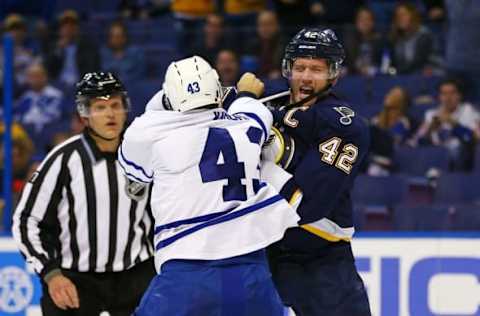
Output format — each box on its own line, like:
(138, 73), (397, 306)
(44, 268), (63, 283)
(236, 91), (258, 99)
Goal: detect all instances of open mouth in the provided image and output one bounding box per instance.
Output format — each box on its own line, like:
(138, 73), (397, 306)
(106, 122), (117, 127)
(299, 87), (314, 97)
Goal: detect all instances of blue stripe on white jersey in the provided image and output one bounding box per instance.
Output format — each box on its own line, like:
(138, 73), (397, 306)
(155, 194), (283, 250)
(118, 144), (153, 183)
(154, 207), (234, 235)
(118, 160), (151, 184)
(236, 112), (268, 140)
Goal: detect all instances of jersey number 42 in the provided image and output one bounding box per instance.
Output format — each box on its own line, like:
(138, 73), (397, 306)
(319, 137), (358, 174)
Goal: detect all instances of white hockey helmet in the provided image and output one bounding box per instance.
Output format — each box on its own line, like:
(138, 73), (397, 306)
(162, 55), (223, 112)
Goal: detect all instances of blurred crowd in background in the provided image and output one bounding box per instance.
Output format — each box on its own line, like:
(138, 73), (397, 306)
(1, 0), (480, 232)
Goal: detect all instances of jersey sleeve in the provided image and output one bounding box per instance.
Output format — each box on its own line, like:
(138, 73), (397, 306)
(293, 124), (370, 224)
(118, 121), (154, 184)
(228, 93), (273, 145)
(12, 149), (66, 277)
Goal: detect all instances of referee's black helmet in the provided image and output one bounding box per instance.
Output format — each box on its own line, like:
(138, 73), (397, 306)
(75, 72), (131, 117)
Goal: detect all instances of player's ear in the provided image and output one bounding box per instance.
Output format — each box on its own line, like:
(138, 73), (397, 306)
(81, 117), (89, 126)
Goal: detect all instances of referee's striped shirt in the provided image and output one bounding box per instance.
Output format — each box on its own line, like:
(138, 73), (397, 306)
(12, 131), (154, 278)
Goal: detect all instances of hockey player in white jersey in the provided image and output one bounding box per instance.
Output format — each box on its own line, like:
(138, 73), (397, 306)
(118, 55), (300, 316)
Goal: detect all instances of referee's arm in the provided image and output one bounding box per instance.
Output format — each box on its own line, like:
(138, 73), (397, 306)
(12, 150), (65, 280)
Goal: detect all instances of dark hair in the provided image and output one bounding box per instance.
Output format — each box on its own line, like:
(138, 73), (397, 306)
(438, 78), (464, 96)
(390, 2), (422, 41)
(109, 20), (127, 33)
(355, 6), (375, 23)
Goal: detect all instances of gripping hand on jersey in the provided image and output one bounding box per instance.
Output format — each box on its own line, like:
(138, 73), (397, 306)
(237, 73), (265, 98)
(262, 126), (295, 170)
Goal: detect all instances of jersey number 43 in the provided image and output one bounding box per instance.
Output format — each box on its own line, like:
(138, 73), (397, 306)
(199, 127), (264, 201)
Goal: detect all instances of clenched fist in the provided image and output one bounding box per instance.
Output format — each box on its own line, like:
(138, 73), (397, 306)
(237, 73), (265, 98)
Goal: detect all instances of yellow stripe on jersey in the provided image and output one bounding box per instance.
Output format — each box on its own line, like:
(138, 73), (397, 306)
(289, 189), (302, 206)
(270, 126), (285, 164)
(301, 224), (352, 242)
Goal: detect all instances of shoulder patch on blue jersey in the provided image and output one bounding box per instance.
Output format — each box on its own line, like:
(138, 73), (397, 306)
(332, 106), (355, 126)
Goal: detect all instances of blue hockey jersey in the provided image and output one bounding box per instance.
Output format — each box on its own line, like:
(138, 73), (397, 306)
(269, 93), (370, 255)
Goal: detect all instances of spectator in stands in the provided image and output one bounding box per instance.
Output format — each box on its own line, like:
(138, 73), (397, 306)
(445, 0), (480, 101)
(33, 19), (51, 54)
(271, 0), (314, 38)
(389, 3), (434, 74)
(171, 0), (216, 54)
(118, 0), (151, 19)
(367, 87), (411, 176)
(424, 0), (445, 23)
(373, 87), (412, 144)
(14, 63), (68, 156)
(310, 0), (365, 26)
(0, 122), (35, 215)
(344, 7), (384, 76)
(44, 10), (100, 87)
(101, 21), (145, 83)
(1, 14), (39, 87)
(190, 14), (230, 65)
(215, 49), (240, 87)
(223, 0), (266, 53)
(412, 79), (480, 171)
(243, 10), (285, 79)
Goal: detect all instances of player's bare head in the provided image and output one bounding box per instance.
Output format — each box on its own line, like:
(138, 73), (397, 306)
(163, 55), (223, 112)
(283, 28), (345, 106)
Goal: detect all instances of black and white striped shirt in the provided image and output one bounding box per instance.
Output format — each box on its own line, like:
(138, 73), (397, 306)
(12, 131), (154, 278)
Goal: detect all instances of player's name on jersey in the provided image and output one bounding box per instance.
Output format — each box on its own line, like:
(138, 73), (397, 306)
(213, 111), (248, 121)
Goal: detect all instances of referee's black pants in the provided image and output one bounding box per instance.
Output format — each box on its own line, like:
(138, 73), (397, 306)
(41, 258), (156, 316)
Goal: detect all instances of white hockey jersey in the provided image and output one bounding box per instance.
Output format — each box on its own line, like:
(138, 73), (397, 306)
(119, 91), (300, 271)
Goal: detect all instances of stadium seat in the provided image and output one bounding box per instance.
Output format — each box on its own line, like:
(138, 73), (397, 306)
(262, 78), (289, 97)
(89, 0), (121, 12)
(369, 75), (441, 107)
(433, 173), (480, 204)
(408, 103), (436, 125)
(473, 145), (480, 174)
(143, 45), (179, 78)
(394, 146), (450, 176)
(352, 207), (366, 231)
(393, 204), (452, 231)
(366, 0), (397, 32)
(126, 79), (162, 118)
(449, 204), (480, 231)
(352, 175), (408, 206)
(333, 75), (368, 109)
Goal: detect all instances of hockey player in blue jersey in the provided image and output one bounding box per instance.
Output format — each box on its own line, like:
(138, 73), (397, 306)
(263, 28), (372, 316)
(119, 56), (300, 316)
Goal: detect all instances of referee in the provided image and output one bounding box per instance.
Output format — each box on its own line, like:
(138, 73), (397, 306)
(12, 72), (155, 316)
